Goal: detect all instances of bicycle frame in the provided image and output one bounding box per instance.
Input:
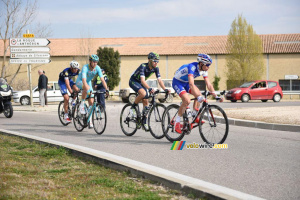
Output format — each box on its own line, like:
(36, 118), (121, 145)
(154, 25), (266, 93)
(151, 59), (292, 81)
(82, 91), (105, 126)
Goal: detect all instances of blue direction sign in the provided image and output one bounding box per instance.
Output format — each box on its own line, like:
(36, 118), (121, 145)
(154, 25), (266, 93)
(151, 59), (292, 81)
(9, 38), (50, 46)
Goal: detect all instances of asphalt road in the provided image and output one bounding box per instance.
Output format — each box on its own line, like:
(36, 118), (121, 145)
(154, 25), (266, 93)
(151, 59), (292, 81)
(1, 102), (300, 200)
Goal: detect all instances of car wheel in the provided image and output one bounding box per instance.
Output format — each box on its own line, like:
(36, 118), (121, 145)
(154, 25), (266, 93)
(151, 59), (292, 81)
(241, 94), (250, 102)
(273, 94), (281, 102)
(128, 94), (137, 104)
(122, 98), (129, 103)
(20, 96), (30, 105)
(261, 100), (268, 102)
(230, 100), (237, 102)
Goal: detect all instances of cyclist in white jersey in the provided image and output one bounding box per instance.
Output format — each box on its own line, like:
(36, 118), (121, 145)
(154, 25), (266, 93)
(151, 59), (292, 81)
(76, 55), (109, 123)
(172, 54), (223, 134)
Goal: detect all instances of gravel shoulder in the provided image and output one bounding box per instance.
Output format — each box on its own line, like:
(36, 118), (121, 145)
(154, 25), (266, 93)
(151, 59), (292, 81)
(224, 106), (300, 125)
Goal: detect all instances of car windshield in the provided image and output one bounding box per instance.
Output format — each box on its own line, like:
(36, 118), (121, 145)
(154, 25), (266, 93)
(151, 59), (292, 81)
(239, 81), (255, 88)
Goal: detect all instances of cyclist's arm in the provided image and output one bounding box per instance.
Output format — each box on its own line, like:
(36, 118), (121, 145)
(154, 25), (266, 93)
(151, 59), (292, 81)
(204, 77), (216, 97)
(157, 78), (167, 91)
(188, 75), (201, 96)
(82, 78), (89, 92)
(64, 78), (73, 94)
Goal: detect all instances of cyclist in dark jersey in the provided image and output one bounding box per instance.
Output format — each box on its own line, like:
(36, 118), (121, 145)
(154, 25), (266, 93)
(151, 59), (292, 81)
(58, 60), (80, 123)
(129, 52), (170, 130)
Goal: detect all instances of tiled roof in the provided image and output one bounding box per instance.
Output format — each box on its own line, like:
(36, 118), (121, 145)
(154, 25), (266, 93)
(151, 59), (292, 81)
(1, 34), (299, 57)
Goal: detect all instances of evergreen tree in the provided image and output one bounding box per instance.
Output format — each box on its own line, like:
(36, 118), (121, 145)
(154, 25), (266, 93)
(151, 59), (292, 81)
(96, 47), (121, 90)
(225, 14), (265, 89)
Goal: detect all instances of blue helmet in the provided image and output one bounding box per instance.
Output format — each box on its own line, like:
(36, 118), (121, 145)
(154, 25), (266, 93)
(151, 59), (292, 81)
(89, 54), (99, 62)
(197, 54), (212, 66)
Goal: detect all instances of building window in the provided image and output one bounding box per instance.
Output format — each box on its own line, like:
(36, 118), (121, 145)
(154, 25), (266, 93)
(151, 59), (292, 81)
(279, 80), (300, 91)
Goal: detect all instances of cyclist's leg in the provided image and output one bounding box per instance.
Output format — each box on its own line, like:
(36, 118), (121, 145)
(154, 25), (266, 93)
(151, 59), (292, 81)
(59, 80), (70, 117)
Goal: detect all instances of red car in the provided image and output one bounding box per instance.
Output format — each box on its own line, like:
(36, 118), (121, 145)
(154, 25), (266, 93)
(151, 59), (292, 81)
(225, 80), (283, 102)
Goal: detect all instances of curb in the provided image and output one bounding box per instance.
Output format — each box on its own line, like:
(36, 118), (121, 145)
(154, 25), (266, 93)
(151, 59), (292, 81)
(227, 117), (300, 133)
(0, 129), (265, 200)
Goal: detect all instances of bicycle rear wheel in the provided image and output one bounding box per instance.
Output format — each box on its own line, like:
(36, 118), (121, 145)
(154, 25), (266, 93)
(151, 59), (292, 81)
(92, 104), (107, 135)
(162, 104), (185, 143)
(120, 103), (138, 136)
(73, 103), (85, 132)
(58, 101), (70, 126)
(199, 105), (229, 144)
(148, 103), (166, 139)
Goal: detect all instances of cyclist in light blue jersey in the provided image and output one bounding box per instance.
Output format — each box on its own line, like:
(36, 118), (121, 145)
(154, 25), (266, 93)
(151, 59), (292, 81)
(76, 55), (109, 122)
(172, 54), (223, 134)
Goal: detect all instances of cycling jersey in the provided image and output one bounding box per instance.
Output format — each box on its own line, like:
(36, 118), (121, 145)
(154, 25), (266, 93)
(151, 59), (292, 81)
(58, 67), (80, 95)
(173, 62), (208, 97)
(76, 64), (103, 83)
(130, 63), (161, 83)
(174, 62), (208, 82)
(58, 68), (80, 82)
(76, 64), (103, 96)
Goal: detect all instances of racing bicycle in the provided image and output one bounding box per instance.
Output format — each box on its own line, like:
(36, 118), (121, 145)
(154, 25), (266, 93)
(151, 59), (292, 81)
(120, 90), (169, 139)
(73, 91), (107, 135)
(162, 90), (228, 144)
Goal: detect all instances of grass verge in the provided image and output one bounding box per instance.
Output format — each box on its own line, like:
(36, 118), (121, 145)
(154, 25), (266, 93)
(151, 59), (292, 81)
(0, 133), (197, 200)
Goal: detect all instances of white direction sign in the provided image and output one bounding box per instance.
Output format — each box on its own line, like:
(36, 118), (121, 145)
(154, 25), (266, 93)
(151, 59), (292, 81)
(11, 53), (50, 59)
(9, 59), (51, 64)
(10, 38), (50, 46)
(10, 47), (50, 53)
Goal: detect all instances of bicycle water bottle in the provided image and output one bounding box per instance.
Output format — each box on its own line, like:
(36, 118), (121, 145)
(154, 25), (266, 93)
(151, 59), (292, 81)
(88, 106), (92, 114)
(186, 106), (192, 118)
(143, 106), (150, 116)
(71, 99), (76, 107)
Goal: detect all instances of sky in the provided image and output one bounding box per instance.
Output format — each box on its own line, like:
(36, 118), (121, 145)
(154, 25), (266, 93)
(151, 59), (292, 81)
(30, 0), (300, 39)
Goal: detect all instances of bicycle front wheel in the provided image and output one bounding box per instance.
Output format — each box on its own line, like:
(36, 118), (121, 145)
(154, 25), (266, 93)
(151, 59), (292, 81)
(162, 104), (185, 143)
(148, 103), (166, 139)
(120, 103), (138, 136)
(58, 101), (70, 126)
(199, 105), (229, 144)
(73, 103), (85, 132)
(92, 104), (107, 135)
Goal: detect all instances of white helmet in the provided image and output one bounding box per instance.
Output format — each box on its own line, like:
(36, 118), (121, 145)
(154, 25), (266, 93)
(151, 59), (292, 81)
(70, 60), (80, 69)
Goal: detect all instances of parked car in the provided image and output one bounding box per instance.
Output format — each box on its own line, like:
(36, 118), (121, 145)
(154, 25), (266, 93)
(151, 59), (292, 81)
(119, 79), (176, 104)
(13, 81), (63, 105)
(225, 80), (283, 102)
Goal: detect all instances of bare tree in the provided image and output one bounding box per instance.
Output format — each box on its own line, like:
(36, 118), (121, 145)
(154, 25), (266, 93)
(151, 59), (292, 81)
(0, 0), (52, 84)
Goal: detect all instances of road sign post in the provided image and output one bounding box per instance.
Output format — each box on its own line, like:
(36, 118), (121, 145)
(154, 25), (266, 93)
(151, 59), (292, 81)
(9, 30), (51, 107)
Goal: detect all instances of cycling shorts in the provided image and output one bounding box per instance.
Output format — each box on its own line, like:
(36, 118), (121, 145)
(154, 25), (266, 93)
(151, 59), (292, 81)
(172, 78), (192, 97)
(58, 79), (76, 95)
(76, 80), (94, 98)
(129, 79), (149, 99)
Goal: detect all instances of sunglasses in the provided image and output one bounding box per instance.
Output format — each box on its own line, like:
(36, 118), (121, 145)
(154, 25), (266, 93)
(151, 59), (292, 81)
(152, 60), (159, 63)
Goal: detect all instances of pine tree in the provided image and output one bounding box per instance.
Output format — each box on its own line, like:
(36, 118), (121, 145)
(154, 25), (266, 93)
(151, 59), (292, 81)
(96, 47), (121, 90)
(225, 14), (265, 89)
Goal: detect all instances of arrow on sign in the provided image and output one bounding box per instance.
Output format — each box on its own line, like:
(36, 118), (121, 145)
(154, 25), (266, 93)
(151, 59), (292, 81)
(9, 59), (51, 64)
(10, 47), (50, 52)
(9, 38), (50, 46)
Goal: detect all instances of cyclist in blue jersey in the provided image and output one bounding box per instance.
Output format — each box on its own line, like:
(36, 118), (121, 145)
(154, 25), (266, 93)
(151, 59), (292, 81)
(172, 54), (224, 134)
(58, 60), (81, 123)
(129, 52), (170, 130)
(76, 55), (109, 127)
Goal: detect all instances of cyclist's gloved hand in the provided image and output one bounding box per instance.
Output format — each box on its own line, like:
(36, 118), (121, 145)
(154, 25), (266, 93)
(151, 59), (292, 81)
(148, 88), (154, 94)
(70, 92), (75, 98)
(197, 96), (205, 103)
(164, 89), (170, 94)
(216, 96), (224, 102)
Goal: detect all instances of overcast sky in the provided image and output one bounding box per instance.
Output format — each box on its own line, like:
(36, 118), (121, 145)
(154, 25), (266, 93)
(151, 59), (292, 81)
(33, 0), (300, 38)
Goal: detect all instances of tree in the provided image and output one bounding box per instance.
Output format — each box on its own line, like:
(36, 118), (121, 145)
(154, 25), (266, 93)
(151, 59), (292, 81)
(225, 14), (265, 89)
(96, 47), (121, 90)
(213, 75), (221, 91)
(0, 0), (52, 84)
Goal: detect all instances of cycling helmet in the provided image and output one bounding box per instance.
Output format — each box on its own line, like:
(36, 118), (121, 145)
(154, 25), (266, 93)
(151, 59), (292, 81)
(70, 60), (80, 69)
(148, 52), (160, 60)
(89, 54), (99, 62)
(197, 54), (212, 66)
